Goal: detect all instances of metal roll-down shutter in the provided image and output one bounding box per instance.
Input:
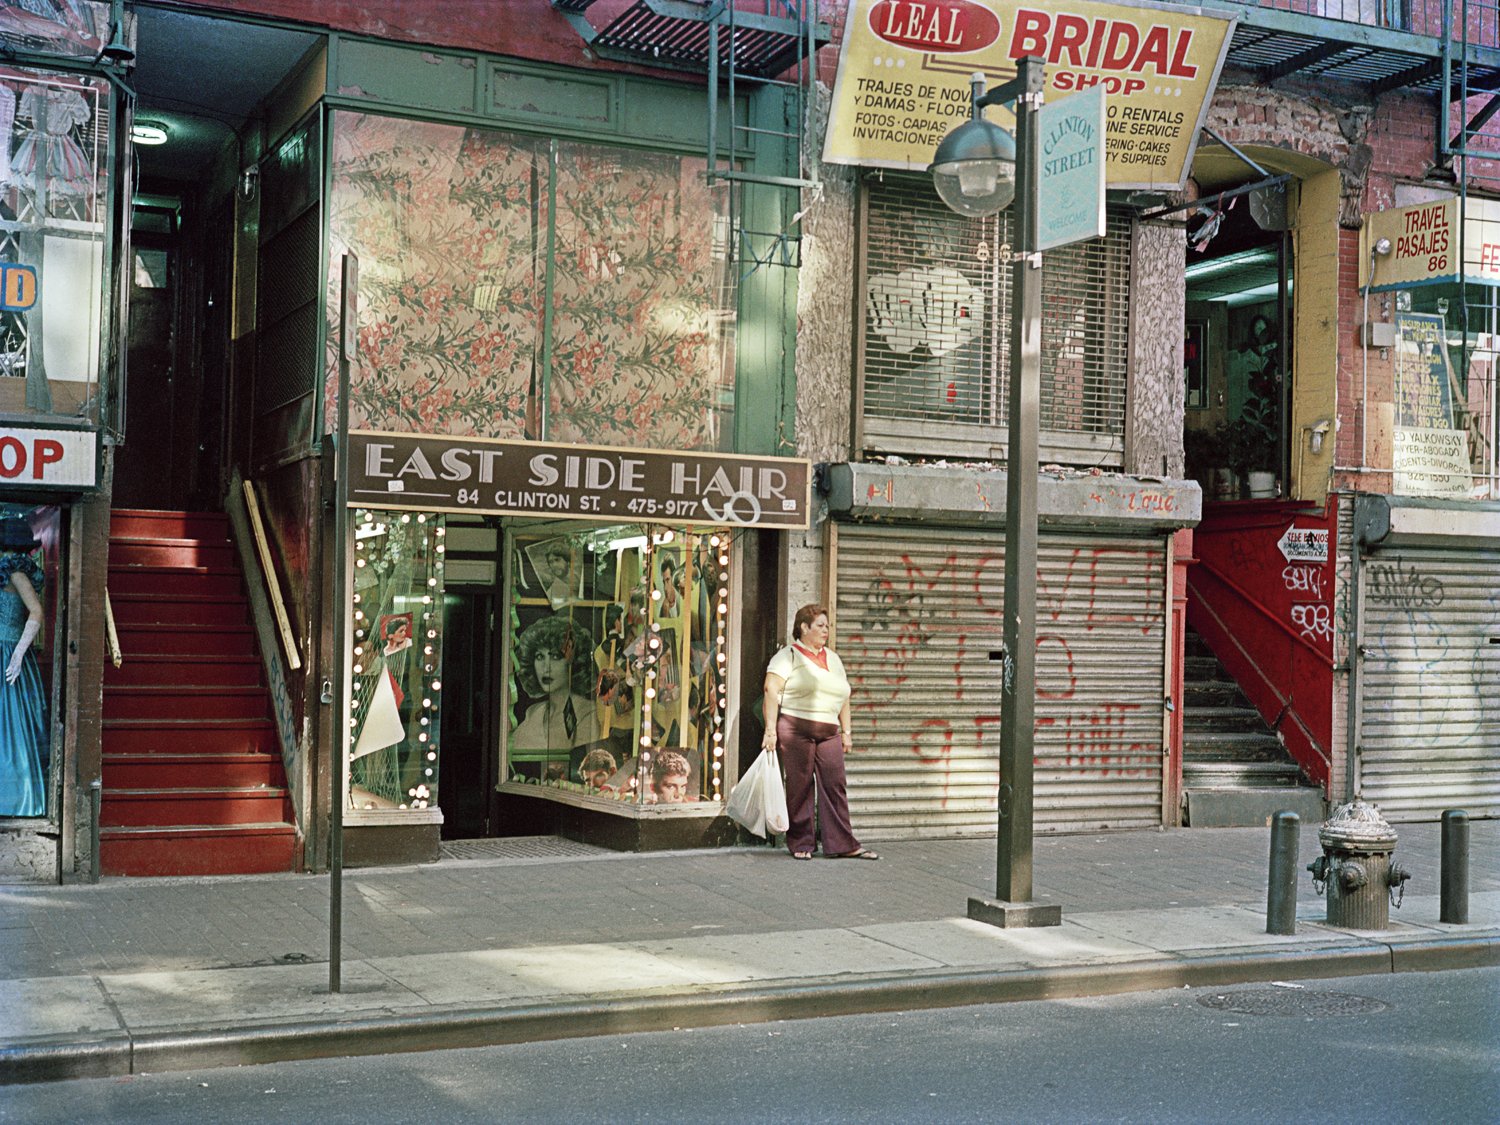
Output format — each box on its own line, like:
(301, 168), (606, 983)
(1358, 545), (1500, 820)
(833, 523), (1167, 837)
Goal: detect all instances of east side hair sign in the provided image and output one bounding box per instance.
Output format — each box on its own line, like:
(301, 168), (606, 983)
(824, 0), (1236, 190)
(348, 431), (812, 530)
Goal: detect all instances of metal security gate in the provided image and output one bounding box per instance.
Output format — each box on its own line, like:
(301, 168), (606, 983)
(856, 178), (1131, 467)
(833, 523), (1168, 837)
(1358, 545), (1500, 820)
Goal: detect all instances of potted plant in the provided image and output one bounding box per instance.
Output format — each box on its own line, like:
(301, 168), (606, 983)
(1216, 418), (1277, 498)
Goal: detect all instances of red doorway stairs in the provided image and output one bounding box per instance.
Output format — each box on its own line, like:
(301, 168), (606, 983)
(101, 509), (299, 876)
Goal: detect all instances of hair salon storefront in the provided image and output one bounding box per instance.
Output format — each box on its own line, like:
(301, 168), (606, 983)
(264, 33), (807, 866)
(338, 434), (808, 858)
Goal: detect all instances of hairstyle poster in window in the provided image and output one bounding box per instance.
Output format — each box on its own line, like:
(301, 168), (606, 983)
(525, 536), (583, 609)
(653, 544), (685, 625)
(508, 606), (602, 780)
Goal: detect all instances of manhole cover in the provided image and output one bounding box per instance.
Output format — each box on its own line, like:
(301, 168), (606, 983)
(1198, 988), (1389, 1017)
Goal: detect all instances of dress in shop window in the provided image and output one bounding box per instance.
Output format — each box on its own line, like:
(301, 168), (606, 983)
(0, 520), (47, 818)
(9, 85), (93, 198)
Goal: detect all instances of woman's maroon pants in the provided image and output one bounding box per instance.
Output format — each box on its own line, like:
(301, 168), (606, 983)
(777, 714), (860, 856)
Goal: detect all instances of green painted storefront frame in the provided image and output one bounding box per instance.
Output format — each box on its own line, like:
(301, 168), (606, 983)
(303, 31), (799, 458)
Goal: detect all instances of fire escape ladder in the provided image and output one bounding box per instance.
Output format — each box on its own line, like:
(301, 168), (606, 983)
(1442, 0), (1500, 170)
(550, 1), (830, 272)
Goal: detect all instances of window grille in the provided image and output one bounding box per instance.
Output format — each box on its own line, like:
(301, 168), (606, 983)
(857, 176), (1131, 467)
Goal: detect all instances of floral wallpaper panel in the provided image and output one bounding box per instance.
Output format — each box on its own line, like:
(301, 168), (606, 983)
(328, 111), (541, 438)
(548, 146), (736, 451)
(327, 112), (738, 453)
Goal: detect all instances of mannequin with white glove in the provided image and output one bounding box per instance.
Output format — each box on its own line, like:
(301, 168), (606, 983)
(5, 572), (41, 684)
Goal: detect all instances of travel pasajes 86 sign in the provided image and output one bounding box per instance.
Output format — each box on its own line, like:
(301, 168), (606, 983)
(823, 0), (1236, 190)
(348, 431), (812, 529)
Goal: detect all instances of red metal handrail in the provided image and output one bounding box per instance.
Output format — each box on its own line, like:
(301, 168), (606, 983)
(1189, 558), (1335, 670)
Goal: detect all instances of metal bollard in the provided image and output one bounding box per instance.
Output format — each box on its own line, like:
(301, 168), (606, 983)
(1266, 810), (1300, 935)
(89, 778), (102, 884)
(1441, 809), (1469, 924)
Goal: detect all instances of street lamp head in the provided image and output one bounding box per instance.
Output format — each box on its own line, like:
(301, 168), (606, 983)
(929, 115), (1017, 218)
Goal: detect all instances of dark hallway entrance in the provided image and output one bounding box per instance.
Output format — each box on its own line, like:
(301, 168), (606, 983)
(113, 8), (320, 511)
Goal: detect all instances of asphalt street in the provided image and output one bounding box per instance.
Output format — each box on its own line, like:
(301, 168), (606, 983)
(3, 965), (1494, 1124)
(2, 823), (1496, 1085)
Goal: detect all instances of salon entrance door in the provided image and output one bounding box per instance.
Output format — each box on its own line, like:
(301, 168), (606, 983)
(437, 586), (499, 838)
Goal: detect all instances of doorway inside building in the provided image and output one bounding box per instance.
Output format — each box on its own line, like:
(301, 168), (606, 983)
(436, 516), (503, 839)
(116, 9), (322, 510)
(115, 195), (200, 509)
(437, 584), (498, 839)
(1182, 182), (1293, 501)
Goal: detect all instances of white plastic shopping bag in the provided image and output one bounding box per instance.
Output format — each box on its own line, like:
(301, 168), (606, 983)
(725, 749), (789, 838)
(762, 752), (789, 834)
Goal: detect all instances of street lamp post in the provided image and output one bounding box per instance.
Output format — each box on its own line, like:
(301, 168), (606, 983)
(930, 57), (1060, 928)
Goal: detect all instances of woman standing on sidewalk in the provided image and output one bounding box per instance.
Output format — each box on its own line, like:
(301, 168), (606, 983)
(761, 604), (877, 861)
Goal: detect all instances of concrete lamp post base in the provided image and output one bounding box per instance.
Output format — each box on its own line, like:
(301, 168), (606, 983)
(968, 896), (1063, 929)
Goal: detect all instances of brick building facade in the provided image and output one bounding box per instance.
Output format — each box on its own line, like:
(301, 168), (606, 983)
(1, 0), (1493, 882)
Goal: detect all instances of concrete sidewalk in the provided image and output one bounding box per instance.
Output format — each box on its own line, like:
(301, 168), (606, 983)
(2, 823), (1497, 1084)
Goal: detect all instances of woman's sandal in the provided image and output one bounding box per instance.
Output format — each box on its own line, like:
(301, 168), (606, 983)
(834, 848), (879, 860)
(792, 851), (813, 861)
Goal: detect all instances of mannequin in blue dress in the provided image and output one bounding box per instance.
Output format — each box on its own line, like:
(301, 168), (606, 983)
(0, 517), (46, 817)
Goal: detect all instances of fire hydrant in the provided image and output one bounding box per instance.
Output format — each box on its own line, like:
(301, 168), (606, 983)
(1308, 799), (1410, 929)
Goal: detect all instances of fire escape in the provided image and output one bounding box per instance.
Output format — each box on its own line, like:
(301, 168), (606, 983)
(550, 1), (829, 273)
(1206, 1), (1500, 176)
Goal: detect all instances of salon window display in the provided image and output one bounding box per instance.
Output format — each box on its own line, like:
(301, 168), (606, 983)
(0, 516), (46, 818)
(508, 530), (620, 786)
(506, 526), (732, 806)
(348, 511), (446, 811)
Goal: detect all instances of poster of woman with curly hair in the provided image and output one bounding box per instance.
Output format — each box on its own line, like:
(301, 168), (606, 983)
(509, 613), (600, 778)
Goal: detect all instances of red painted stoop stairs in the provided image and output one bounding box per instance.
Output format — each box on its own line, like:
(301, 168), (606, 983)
(101, 509), (299, 876)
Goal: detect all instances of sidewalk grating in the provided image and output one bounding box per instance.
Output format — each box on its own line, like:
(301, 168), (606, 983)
(437, 836), (613, 863)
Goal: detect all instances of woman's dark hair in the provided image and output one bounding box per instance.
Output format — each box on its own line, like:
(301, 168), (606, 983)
(515, 614), (595, 696)
(792, 603), (828, 643)
(0, 517), (38, 551)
